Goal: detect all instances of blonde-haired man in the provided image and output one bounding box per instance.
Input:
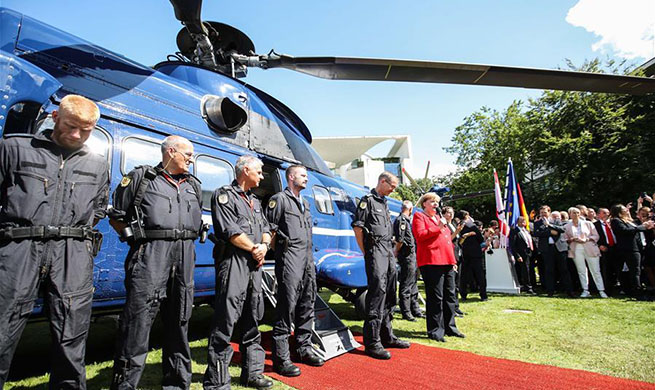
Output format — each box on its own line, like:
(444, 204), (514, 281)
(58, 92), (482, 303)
(0, 95), (109, 388)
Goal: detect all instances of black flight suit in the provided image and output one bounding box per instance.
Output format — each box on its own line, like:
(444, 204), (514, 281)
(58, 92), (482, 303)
(352, 189), (400, 349)
(0, 130), (109, 389)
(393, 214), (421, 318)
(264, 188), (316, 364)
(204, 180), (270, 390)
(109, 164), (203, 390)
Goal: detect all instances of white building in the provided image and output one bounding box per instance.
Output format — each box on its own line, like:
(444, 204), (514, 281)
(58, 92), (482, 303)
(312, 135), (413, 188)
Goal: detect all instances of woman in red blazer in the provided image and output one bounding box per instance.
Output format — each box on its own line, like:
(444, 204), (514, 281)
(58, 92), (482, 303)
(412, 193), (463, 342)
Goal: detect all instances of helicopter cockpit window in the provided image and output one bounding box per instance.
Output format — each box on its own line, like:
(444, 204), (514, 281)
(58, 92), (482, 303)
(2, 102), (43, 136)
(312, 185), (334, 215)
(121, 137), (162, 174)
(194, 155), (234, 211)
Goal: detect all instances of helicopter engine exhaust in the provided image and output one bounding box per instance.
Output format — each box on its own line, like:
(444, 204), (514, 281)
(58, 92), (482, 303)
(201, 95), (248, 133)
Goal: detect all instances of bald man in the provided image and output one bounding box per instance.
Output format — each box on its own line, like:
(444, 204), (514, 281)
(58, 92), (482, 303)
(109, 135), (204, 390)
(0, 95), (109, 389)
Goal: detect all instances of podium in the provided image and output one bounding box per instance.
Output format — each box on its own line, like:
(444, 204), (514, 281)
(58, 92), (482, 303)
(485, 249), (520, 294)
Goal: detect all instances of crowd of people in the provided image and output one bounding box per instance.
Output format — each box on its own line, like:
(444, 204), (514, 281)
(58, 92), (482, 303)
(507, 202), (655, 300)
(392, 192), (655, 347)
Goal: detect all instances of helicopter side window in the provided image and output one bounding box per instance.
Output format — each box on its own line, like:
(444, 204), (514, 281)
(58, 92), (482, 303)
(312, 185), (334, 215)
(194, 155), (234, 211)
(121, 137), (162, 174)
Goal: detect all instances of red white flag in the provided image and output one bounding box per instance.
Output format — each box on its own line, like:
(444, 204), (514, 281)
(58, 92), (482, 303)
(494, 169), (510, 241)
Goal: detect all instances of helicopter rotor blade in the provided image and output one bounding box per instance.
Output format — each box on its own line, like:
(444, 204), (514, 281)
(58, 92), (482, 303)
(401, 168), (425, 193)
(264, 55), (655, 95)
(168, 0), (205, 34)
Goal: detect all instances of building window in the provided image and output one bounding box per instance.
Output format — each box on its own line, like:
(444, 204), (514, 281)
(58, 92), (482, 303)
(195, 155), (234, 210)
(312, 185), (334, 215)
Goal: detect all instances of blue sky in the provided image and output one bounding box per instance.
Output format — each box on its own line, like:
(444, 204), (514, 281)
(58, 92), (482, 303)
(3, 0), (654, 178)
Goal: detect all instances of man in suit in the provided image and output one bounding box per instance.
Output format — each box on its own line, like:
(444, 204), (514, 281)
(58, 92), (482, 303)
(595, 208), (619, 294)
(532, 206), (573, 297)
(509, 216), (535, 294)
(459, 211), (487, 301)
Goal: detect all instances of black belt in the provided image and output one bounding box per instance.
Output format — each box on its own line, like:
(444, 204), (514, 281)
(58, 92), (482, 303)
(144, 229), (198, 240)
(0, 225), (93, 241)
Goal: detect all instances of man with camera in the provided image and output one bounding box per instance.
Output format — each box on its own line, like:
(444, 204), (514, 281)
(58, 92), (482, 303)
(109, 135), (204, 390)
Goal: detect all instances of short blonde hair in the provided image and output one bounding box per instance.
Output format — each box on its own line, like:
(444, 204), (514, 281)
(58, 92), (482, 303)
(568, 207), (580, 216)
(417, 192), (440, 209)
(58, 95), (100, 123)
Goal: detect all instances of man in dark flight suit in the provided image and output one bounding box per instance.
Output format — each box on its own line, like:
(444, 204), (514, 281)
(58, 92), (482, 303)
(204, 155), (273, 390)
(352, 171), (410, 360)
(109, 135), (203, 390)
(0, 95), (109, 389)
(393, 200), (423, 321)
(265, 165), (325, 377)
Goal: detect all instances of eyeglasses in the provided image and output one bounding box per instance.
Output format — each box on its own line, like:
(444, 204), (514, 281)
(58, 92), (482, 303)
(384, 179), (398, 190)
(173, 149), (194, 159)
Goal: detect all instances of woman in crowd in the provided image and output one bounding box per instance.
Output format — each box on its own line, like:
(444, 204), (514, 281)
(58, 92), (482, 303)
(610, 204), (655, 296)
(412, 193), (464, 342)
(564, 207), (607, 298)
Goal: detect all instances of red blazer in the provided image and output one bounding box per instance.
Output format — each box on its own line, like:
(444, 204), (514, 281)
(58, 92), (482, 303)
(412, 211), (457, 267)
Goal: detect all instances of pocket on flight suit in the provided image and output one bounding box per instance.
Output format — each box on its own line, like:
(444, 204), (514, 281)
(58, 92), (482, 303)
(61, 286), (94, 342)
(179, 284), (194, 323)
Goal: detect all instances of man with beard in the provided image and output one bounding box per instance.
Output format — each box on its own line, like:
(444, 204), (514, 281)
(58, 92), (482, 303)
(352, 171), (410, 360)
(265, 165), (325, 377)
(0, 95), (109, 389)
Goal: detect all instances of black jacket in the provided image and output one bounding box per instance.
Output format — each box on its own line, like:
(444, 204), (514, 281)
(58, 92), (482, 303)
(610, 218), (647, 253)
(509, 226), (532, 260)
(460, 224), (484, 259)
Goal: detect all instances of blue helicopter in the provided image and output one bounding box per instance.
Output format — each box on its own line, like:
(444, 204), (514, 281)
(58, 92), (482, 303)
(1, 1), (654, 325)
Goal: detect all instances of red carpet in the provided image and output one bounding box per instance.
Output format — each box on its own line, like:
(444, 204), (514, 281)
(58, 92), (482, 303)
(232, 332), (655, 390)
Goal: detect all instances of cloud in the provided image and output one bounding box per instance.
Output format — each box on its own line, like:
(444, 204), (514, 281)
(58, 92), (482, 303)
(566, 0), (655, 60)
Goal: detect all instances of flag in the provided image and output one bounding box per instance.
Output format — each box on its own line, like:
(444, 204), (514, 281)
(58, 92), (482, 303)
(504, 159), (520, 228)
(516, 179), (530, 231)
(493, 169), (510, 239)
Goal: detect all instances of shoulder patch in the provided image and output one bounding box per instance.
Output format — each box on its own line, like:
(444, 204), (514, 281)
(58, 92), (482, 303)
(400, 223), (406, 230)
(359, 200), (367, 209)
(218, 193), (229, 204)
(120, 176), (132, 187)
(268, 199), (277, 209)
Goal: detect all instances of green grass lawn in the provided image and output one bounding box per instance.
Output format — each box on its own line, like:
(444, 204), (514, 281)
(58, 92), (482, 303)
(6, 286), (655, 389)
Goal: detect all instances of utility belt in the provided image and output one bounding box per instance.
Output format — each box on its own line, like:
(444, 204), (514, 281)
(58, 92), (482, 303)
(144, 229), (199, 240)
(0, 225), (103, 256)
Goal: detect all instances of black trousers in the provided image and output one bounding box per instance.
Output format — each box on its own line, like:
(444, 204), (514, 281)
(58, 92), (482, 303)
(621, 251), (642, 296)
(420, 265), (458, 339)
(111, 240), (196, 390)
(204, 252), (265, 390)
(397, 250), (421, 316)
(542, 245), (572, 294)
(513, 251), (532, 290)
(0, 239), (94, 390)
(460, 255), (487, 300)
(363, 245), (398, 349)
(272, 263), (316, 364)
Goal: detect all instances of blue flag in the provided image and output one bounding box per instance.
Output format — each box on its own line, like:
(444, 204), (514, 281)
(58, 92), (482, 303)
(504, 160), (520, 228)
